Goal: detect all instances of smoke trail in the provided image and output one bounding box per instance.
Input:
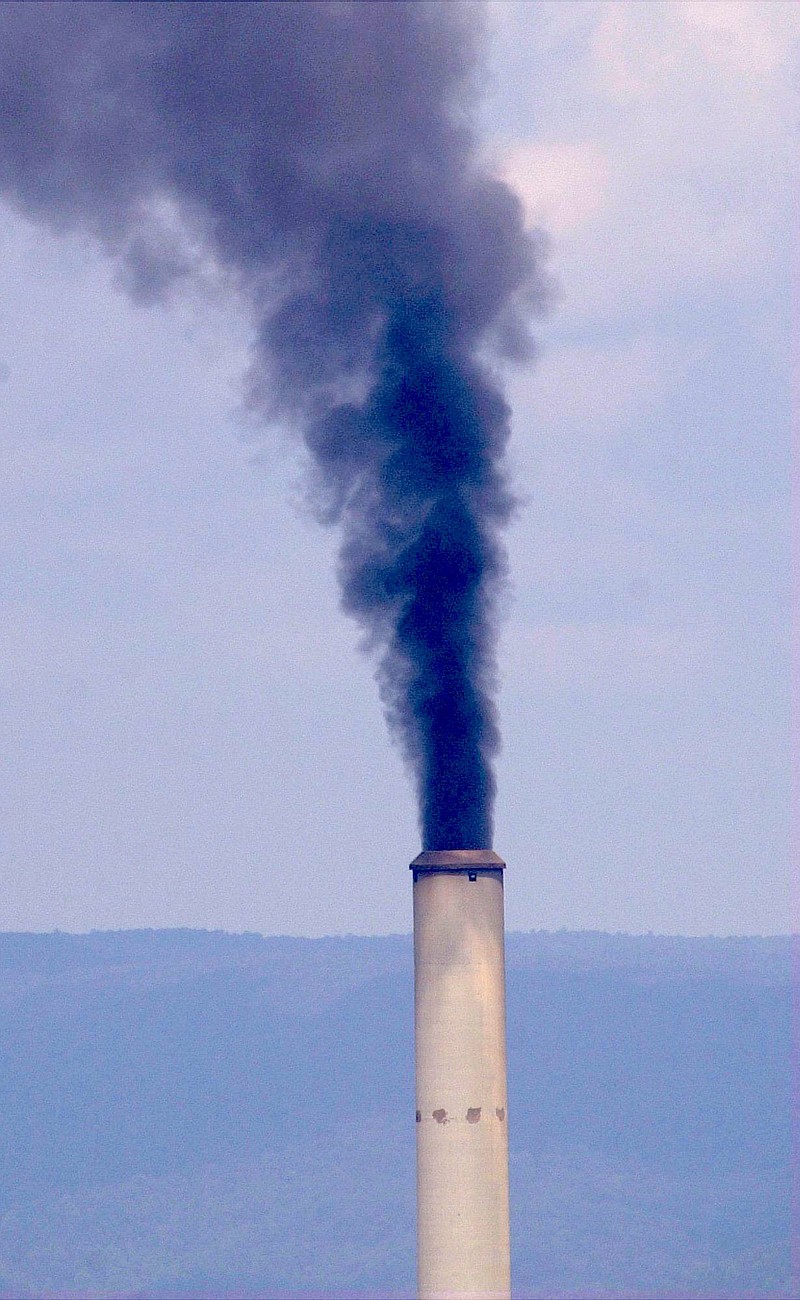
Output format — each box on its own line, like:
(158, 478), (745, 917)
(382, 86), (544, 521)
(0, 2), (548, 849)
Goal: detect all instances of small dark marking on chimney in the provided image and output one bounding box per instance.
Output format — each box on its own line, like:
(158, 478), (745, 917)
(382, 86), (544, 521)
(466, 1107), (481, 1123)
(433, 1108), (448, 1124)
(468, 872), (477, 881)
(496, 1107), (506, 1121)
(415, 1110), (421, 1123)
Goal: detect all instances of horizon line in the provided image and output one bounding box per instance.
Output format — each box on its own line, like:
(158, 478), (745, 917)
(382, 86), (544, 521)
(0, 925), (794, 941)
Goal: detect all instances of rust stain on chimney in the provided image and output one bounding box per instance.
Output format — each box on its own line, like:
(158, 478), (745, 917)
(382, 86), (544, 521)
(466, 1107), (481, 1123)
(432, 1108), (448, 1124)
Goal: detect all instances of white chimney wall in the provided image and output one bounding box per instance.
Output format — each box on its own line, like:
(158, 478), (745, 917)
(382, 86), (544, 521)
(411, 849), (511, 1300)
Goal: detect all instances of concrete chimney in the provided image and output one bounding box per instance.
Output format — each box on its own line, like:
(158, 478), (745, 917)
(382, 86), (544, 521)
(410, 848), (511, 1300)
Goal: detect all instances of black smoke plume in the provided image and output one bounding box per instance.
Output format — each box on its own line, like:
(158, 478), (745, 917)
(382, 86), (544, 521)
(0, 2), (547, 849)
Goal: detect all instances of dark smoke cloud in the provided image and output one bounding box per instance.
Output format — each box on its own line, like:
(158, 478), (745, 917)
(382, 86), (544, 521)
(0, 2), (548, 849)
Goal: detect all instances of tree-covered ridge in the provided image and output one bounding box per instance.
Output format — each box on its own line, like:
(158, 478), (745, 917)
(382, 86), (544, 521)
(0, 930), (791, 1298)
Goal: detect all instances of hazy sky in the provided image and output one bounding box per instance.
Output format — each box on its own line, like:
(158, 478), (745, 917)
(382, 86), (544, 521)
(1, 1), (794, 936)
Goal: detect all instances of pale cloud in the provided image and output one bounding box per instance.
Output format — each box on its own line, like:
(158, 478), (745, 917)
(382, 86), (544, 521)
(490, 0), (796, 323)
(674, 1), (800, 76)
(499, 140), (610, 235)
(591, 1), (800, 101)
(591, 4), (680, 105)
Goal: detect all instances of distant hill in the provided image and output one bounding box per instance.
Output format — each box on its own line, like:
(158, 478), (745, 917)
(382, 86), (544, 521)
(0, 930), (792, 1298)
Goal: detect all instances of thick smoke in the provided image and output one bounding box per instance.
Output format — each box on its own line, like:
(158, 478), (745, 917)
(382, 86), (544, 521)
(0, 2), (547, 849)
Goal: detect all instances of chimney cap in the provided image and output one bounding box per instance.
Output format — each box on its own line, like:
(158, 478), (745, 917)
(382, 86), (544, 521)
(410, 849), (505, 871)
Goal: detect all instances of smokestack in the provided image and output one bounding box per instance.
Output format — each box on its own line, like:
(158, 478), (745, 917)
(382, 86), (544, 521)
(411, 848), (510, 1300)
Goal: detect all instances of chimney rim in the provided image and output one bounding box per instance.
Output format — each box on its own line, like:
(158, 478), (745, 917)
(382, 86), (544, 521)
(410, 849), (505, 870)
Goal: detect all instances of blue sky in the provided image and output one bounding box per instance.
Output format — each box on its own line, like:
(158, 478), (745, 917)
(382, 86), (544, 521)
(0, 1), (794, 935)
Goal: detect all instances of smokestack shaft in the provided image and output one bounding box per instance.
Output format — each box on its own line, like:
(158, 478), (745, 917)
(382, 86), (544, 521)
(411, 850), (511, 1300)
